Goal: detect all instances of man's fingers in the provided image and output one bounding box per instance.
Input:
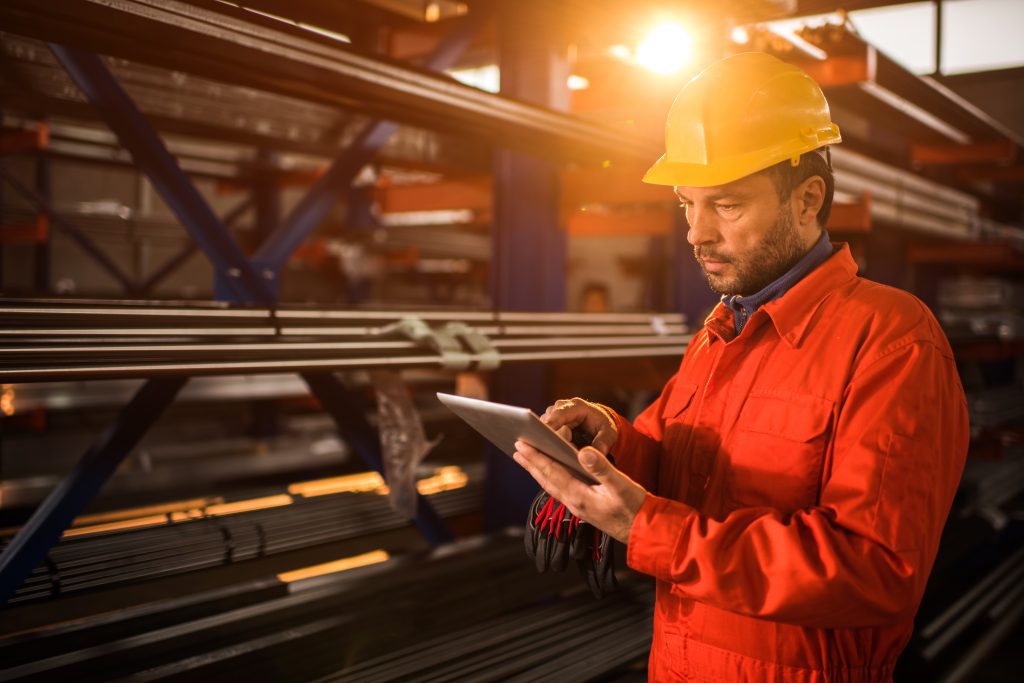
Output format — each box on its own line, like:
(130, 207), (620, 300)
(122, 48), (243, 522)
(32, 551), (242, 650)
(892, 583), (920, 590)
(542, 398), (618, 452)
(514, 440), (571, 488)
(591, 425), (618, 454)
(514, 440), (586, 514)
(578, 446), (620, 484)
(542, 400), (587, 430)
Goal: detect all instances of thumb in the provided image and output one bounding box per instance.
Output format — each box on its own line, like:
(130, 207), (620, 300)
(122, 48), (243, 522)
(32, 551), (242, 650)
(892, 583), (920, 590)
(579, 446), (619, 483)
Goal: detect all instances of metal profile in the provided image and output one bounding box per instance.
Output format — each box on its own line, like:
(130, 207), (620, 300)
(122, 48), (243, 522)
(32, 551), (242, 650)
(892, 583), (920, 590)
(0, 0), (659, 165)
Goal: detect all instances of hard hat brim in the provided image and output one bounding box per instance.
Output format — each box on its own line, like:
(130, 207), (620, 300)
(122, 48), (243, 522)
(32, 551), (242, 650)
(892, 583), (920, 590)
(642, 154), (749, 188)
(642, 124), (841, 188)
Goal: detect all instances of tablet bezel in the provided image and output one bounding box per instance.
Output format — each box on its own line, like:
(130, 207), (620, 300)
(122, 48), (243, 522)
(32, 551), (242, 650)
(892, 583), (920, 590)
(436, 392), (597, 485)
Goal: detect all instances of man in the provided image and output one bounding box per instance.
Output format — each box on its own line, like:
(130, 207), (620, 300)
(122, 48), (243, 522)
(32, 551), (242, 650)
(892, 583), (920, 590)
(513, 52), (969, 682)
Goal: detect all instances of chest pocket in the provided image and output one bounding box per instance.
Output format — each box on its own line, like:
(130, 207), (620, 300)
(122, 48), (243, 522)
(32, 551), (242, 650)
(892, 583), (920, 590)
(726, 391), (834, 513)
(658, 383), (699, 499)
(661, 382), (699, 421)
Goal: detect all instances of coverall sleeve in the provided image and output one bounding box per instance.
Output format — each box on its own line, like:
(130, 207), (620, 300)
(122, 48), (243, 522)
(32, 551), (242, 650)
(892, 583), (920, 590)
(626, 340), (969, 628)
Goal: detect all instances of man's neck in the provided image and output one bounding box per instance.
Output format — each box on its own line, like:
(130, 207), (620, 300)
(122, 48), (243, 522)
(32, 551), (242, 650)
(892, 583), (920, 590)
(724, 230), (834, 334)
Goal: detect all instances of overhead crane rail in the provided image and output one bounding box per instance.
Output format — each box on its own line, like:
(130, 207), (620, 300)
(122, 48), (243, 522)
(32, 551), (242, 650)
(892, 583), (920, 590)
(0, 299), (691, 383)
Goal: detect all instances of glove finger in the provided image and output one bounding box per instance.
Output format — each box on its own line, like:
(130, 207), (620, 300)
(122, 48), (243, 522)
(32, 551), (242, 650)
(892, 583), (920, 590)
(593, 533), (618, 597)
(551, 536), (570, 572)
(524, 492), (543, 562)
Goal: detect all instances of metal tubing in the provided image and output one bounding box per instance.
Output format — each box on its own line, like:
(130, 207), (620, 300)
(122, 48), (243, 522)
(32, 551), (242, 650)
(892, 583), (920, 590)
(47, 43), (275, 304)
(832, 146), (977, 211)
(0, 376), (187, 606)
(0, 346), (686, 383)
(0, 301), (683, 325)
(0, 0), (656, 164)
(252, 5), (491, 272)
(0, 164), (136, 291)
(301, 372), (454, 546)
(0, 335), (689, 356)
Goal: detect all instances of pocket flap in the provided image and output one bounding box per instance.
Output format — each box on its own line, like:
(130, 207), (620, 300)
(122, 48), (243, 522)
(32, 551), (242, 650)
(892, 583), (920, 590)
(738, 392), (833, 442)
(661, 382), (699, 420)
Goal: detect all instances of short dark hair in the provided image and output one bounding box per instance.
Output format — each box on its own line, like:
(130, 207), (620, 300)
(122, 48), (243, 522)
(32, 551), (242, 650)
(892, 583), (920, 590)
(759, 148), (835, 228)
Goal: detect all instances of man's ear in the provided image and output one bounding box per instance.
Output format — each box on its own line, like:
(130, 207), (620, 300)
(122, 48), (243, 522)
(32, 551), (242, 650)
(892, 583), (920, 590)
(794, 175), (825, 227)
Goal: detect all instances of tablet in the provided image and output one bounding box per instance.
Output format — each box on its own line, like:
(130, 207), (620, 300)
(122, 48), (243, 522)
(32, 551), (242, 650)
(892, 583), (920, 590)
(436, 392), (597, 485)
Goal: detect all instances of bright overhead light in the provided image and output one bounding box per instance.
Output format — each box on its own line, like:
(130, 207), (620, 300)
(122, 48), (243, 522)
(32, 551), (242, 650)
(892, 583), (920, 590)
(731, 26), (750, 45)
(567, 74), (590, 90)
(636, 22), (693, 75)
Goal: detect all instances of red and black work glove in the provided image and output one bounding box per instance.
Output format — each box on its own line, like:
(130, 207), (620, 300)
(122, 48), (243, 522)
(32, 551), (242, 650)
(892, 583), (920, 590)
(523, 453), (618, 599)
(574, 519), (618, 599)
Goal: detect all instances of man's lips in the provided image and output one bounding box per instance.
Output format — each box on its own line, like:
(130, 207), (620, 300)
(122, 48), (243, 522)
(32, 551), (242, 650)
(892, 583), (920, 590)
(700, 257), (729, 273)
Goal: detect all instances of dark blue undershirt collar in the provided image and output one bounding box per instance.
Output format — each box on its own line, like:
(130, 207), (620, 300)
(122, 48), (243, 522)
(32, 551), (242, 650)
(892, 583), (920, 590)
(724, 230), (834, 335)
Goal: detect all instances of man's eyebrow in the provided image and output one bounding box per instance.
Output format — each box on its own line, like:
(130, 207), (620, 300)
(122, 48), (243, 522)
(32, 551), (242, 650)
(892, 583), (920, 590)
(674, 189), (751, 202)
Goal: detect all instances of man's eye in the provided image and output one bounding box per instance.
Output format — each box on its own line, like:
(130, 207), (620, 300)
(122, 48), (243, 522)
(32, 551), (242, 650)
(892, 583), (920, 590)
(716, 204), (739, 213)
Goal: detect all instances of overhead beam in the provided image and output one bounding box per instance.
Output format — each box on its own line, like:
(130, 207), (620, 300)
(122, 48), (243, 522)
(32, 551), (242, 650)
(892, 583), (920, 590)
(0, 0), (658, 166)
(912, 140), (1018, 166)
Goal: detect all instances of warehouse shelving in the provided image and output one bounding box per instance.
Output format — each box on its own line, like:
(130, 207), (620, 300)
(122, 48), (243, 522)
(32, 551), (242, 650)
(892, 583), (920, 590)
(1, 2), (1023, 681)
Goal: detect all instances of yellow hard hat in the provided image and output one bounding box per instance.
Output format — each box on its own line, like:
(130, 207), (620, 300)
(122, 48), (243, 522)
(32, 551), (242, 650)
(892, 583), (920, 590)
(643, 52), (841, 187)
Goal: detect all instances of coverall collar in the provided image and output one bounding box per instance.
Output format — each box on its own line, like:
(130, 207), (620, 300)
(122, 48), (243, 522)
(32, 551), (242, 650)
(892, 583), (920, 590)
(705, 243), (859, 348)
(723, 230), (835, 335)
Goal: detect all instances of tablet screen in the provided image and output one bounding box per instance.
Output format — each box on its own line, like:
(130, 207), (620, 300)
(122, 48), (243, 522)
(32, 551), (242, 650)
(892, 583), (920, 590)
(436, 392), (597, 485)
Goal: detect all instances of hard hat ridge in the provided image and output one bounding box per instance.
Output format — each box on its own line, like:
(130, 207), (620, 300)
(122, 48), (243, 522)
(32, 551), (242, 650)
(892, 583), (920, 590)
(643, 51), (841, 187)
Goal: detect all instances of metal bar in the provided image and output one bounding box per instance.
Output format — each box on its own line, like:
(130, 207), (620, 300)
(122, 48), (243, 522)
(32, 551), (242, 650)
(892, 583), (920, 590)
(0, 324), (682, 338)
(46, 43), (275, 304)
(301, 372), (454, 547)
(0, 164), (136, 291)
(938, 591), (1024, 683)
(0, 345), (688, 383)
(0, 301), (683, 325)
(0, 377), (187, 606)
(0, 581), (348, 679)
(252, 5), (492, 272)
(921, 559), (1024, 660)
(0, 335), (690, 356)
(0, 0), (657, 164)
(137, 197), (252, 294)
(920, 547), (1024, 639)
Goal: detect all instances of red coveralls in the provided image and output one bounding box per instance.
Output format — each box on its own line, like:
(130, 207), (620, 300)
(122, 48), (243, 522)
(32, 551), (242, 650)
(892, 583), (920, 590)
(611, 245), (969, 682)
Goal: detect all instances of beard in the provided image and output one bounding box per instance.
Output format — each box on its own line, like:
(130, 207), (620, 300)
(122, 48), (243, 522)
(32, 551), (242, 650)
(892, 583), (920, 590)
(694, 206), (809, 297)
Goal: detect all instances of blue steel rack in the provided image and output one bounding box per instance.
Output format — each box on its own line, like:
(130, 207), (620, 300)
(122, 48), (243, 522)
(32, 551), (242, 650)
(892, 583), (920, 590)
(0, 9), (500, 605)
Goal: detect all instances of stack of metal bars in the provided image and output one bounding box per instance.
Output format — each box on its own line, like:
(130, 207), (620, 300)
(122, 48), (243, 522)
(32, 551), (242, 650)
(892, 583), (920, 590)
(0, 299), (690, 383)
(0, 534), (654, 682)
(2, 465), (484, 604)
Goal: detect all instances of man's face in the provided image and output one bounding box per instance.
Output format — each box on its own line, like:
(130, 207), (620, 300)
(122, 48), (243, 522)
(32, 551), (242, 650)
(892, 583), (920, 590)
(676, 173), (818, 297)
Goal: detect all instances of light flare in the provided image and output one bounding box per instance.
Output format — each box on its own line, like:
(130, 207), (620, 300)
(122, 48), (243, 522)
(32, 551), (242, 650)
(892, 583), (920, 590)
(636, 23), (693, 75)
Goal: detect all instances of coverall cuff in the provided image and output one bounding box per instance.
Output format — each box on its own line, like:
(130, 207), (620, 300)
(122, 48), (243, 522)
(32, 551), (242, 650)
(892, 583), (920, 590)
(626, 493), (690, 582)
(612, 412), (645, 460)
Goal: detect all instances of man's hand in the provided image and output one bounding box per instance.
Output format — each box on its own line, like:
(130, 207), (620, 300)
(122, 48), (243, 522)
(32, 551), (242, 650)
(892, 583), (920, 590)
(513, 440), (646, 545)
(541, 397), (619, 455)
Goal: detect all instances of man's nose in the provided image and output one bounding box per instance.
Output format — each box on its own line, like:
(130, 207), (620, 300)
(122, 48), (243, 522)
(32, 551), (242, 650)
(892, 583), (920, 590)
(685, 206), (718, 247)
